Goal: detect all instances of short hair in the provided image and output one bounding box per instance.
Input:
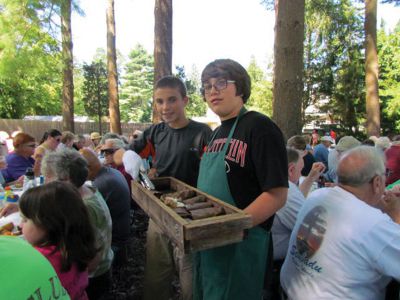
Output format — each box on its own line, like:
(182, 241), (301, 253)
(13, 132), (35, 148)
(287, 135), (307, 151)
(61, 131), (75, 144)
(19, 181), (97, 272)
(100, 132), (121, 145)
(41, 149), (88, 188)
(286, 147), (300, 165)
(337, 146), (385, 187)
(201, 59), (251, 103)
(74, 134), (86, 143)
(40, 129), (62, 144)
(105, 138), (125, 149)
(155, 75), (187, 98)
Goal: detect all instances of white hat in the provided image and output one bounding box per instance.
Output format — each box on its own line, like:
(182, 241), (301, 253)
(336, 136), (361, 152)
(321, 136), (335, 144)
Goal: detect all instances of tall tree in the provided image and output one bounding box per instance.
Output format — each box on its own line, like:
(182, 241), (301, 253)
(153, 0), (172, 123)
(61, 0), (74, 131)
(82, 61), (108, 133)
(174, 65), (207, 117)
(119, 44), (154, 122)
(365, 0), (380, 136)
(378, 22), (400, 133)
(303, 0), (365, 134)
(246, 57), (273, 117)
(0, 0), (62, 119)
(272, 0), (305, 139)
(106, 0), (121, 134)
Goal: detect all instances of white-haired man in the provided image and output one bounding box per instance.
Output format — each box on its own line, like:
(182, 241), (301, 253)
(281, 146), (400, 299)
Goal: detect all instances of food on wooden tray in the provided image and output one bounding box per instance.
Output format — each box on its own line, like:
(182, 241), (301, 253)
(131, 177), (253, 253)
(191, 207), (225, 220)
(160, 190), (196, 202)
(159, 189), (226, 220)
(182, 195), (206, 205)
(185, 202), (213, 211)
(173, 207), (191, 218)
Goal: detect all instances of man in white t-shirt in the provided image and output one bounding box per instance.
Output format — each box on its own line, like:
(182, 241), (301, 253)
(281, 146), (400, 300)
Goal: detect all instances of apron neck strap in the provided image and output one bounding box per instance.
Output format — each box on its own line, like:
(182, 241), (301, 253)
(220, 107), (247, 153)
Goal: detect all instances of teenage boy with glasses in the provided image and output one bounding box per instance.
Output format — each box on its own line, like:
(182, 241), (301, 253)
(193, 59), (288, 300)
(130, 75), (212, 300)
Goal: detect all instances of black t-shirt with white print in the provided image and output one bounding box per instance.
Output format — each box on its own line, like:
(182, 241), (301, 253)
(131, 120), (212, 187)
(206, 111), (288, 227)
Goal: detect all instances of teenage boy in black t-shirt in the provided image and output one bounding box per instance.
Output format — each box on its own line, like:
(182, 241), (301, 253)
(130, 76), (211, 300)
(193, 59), (288, 300)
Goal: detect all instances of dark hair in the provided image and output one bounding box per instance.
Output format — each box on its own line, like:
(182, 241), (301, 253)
(201, 59), (251, 103)
(362, 139), (375, 146)
(155, 75), (187, 98)
(19, 181), (97, 272)
(40, 129), (62, 145)
(13, 132), (35, 148)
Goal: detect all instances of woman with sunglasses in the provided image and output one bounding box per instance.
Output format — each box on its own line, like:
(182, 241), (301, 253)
(33, 129), (62, 169)
(1, 132), (40, 185)
(100, 138), (133, 190)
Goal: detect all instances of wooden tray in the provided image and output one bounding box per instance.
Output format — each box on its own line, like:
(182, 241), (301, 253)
(131, 177), (253, 253)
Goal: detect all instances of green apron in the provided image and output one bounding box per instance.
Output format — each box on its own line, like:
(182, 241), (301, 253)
(193, 108), (269, 300)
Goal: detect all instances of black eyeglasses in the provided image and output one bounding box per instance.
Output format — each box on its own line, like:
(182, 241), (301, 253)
(101, 149), (116, 156)
(25, 144), (36, 148)
(201, 78), (235, 95)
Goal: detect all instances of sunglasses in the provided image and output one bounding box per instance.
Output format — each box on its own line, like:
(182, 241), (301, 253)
(25, 144), (36, 148)
(101, 149), (116, 156)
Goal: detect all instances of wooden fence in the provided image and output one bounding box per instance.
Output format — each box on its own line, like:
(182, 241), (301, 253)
(0, 119), (152, 142)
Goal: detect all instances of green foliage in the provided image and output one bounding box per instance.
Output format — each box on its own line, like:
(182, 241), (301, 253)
(174, 65), (207, 118)
(246, 57), (273, 117)
(378, 23), (400, 132)
(0, 0), (62, 118)
(119, 44), (154, 122)
(81, 60), (108, 122)
(303, 0), (365, 134)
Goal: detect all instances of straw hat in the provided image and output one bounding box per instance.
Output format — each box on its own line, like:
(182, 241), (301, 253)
(90, 132), (102, 140)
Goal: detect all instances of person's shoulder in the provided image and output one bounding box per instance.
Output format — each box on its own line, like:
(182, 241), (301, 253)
(188, 120), (212, 132)
(242, 111), (277, 127)
(5, 152), (18, 162)
(240, 111), (283, 137)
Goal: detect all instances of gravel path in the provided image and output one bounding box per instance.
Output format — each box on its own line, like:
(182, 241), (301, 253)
(109, 209), (180, 300)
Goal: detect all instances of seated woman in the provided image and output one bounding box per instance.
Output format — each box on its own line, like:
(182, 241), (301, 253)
(34, 129), (62, 163)
(1, 133), (39, 184)
(100, 138), (133, 189)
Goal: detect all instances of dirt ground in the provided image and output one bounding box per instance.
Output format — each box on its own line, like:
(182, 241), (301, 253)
(109, 209), (180, 300)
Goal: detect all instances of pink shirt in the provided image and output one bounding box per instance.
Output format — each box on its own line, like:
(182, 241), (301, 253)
(35, 245), (89, 300)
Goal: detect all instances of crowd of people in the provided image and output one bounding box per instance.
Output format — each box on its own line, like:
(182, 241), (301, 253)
(0, 58), (399, 300)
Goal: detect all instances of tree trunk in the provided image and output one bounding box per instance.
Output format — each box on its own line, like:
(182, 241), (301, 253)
(153, 0), (173, 123)
(365, 0), (380, 137)
(107, 0), (121, 134)
(96, 75), (103, 134)
(272, 0), (305, 140)
(61, 0), (74, 132)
